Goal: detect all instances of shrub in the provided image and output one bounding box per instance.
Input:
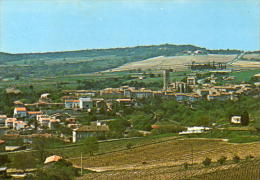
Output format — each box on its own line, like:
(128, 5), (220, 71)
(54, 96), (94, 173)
(202, 157), (212, 167)
(245, 154), (254, 160)
(233, 155), (240, 163)
(183, 162), (189, 170)
(126, 143), (134, 149)
(217, 156), (227, 165)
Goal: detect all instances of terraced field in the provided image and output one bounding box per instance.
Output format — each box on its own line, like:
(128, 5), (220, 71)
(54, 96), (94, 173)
(71, 138), (260, 179)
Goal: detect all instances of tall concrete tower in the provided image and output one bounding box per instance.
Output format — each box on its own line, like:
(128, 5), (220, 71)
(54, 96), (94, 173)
(163, 70), (170, 90)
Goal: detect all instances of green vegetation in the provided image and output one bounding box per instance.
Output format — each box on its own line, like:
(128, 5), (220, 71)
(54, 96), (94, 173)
(202, 157), (212, 167)
(217, 156), (227, 165)
(81, 137), (99, 156)
(233, 155), (241, 163)
(25, 160), (79, 180)
(0, 44), (241, 78)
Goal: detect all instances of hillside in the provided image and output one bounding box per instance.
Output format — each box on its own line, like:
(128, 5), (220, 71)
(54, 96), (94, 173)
(0, 44), (241, 78)
(110, 54), (237, 72)
(72, 138), (260, 180)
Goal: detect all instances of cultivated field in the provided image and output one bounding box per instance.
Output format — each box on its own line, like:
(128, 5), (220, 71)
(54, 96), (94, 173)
(110, 54), (237, 72)
(232, 60), (260, 69)
(71, 138), (260, 179)
(242, 53), (260, 61)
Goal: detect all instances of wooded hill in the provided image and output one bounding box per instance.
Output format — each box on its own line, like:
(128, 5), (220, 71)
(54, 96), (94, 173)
(0, 44), (241, 78)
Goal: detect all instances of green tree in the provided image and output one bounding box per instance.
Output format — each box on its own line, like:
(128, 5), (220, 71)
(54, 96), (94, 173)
(233, 155), (240, 163)
(202, 157), (212, 167)
(12, 153), (36, 172)
(32, 137), (51, 162)
(81, 137), (99, 156)
(25, 160), (78, 180)
(0, 154), (10, 166)
(241, 110), (249, 126)
(217, 156), (227, 165)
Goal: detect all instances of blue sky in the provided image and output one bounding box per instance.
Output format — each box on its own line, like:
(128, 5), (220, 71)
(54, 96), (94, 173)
(1, 0), (260, 53)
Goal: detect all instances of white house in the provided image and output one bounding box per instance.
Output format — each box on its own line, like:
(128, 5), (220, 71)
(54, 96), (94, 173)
(79, 98), (93, 110)
(231, 116), (242, 124)
(13, 107), (27, 118)
(179, 126), (211, 134)
(65, 100), (80, 109)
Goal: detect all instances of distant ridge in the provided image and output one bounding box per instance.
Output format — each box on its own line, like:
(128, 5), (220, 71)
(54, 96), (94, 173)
(0, 44), (243, 78)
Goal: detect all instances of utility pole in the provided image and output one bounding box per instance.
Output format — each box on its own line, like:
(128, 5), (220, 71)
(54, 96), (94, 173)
(191, 144), (194, 165)
(81, 152), (83, 175)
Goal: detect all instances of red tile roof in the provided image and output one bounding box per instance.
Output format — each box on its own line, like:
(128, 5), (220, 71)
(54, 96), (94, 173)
(15, 107), (27, 111)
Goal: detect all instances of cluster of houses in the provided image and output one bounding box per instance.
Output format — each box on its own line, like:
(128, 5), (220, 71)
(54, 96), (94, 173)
(0, 72), (258, 148)
(62, 81), (253, 110)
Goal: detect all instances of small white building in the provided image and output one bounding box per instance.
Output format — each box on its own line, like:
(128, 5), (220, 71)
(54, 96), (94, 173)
(179, 126), (211, 135)
(231, 116), (242, 124)
(79, 98), (93, 110)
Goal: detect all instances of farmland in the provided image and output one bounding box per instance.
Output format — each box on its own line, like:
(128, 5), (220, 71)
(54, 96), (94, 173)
(71, 138), (260, 179)
(71, 139), (260, 179)
(110, 54), (237, 72)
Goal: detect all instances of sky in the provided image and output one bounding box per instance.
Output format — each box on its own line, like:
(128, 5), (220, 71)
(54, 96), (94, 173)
(0, 0), (260, 53)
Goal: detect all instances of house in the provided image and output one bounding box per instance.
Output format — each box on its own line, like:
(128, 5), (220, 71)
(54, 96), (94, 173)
(37, 116), (60, 130)
(0, 167), (7, 177)
(13, 107), (27, 118)
(5, 118), (17, 129)
(115, 99), (133, 107)
(170, 82), (187, 93)
(65, 99), (80, 109)
(44, 155), (62, 164)
(186, 93), (200, 102)
(100, 88), (123, 96)
(195, 89), (210, 98)
(231, 116), (242, 124)
(72, 123), (109, 142)
(79, 98), (93, 110)
(27, 111), (42, 119)
(179, 126), (211, 134)
(0, 115), (7, 126)
(187, 76), (196, 85)
(131, 88), (153, 99)
(13, 121), (28, 130)
(207, 92), (232, 101)
(175, 93), (188, 101)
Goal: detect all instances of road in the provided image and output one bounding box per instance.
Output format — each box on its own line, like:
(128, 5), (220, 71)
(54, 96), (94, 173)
(226, 51), (247, 65)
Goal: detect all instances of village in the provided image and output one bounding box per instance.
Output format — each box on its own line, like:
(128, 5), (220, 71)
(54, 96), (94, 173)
(0, 69), (259, 151)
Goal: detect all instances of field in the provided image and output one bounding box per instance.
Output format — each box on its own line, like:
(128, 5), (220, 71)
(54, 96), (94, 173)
(70, 138), (260, 179)
(232, 60), (260, 69)
(110, 54), (237, 72)
(76, 159), (260, 180)
(241, 53), (260, 61)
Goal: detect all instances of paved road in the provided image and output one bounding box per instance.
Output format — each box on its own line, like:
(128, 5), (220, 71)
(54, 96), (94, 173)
(227, 51), (247, 65)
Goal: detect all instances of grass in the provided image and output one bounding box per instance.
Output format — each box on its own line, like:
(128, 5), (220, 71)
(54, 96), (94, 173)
(185, 129), (260, 143)
(230, 69), (259, 82)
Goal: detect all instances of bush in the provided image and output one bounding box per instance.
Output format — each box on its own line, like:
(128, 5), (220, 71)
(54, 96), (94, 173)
(183, 162), (189, 170)
(151, 125), (186, 135)
(245, 154), (254, 160)
(202, 157), (212, 167)
(126, 143), (134, 149)
(217, 156), (227, 165)
(233, 155), (240, 163)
